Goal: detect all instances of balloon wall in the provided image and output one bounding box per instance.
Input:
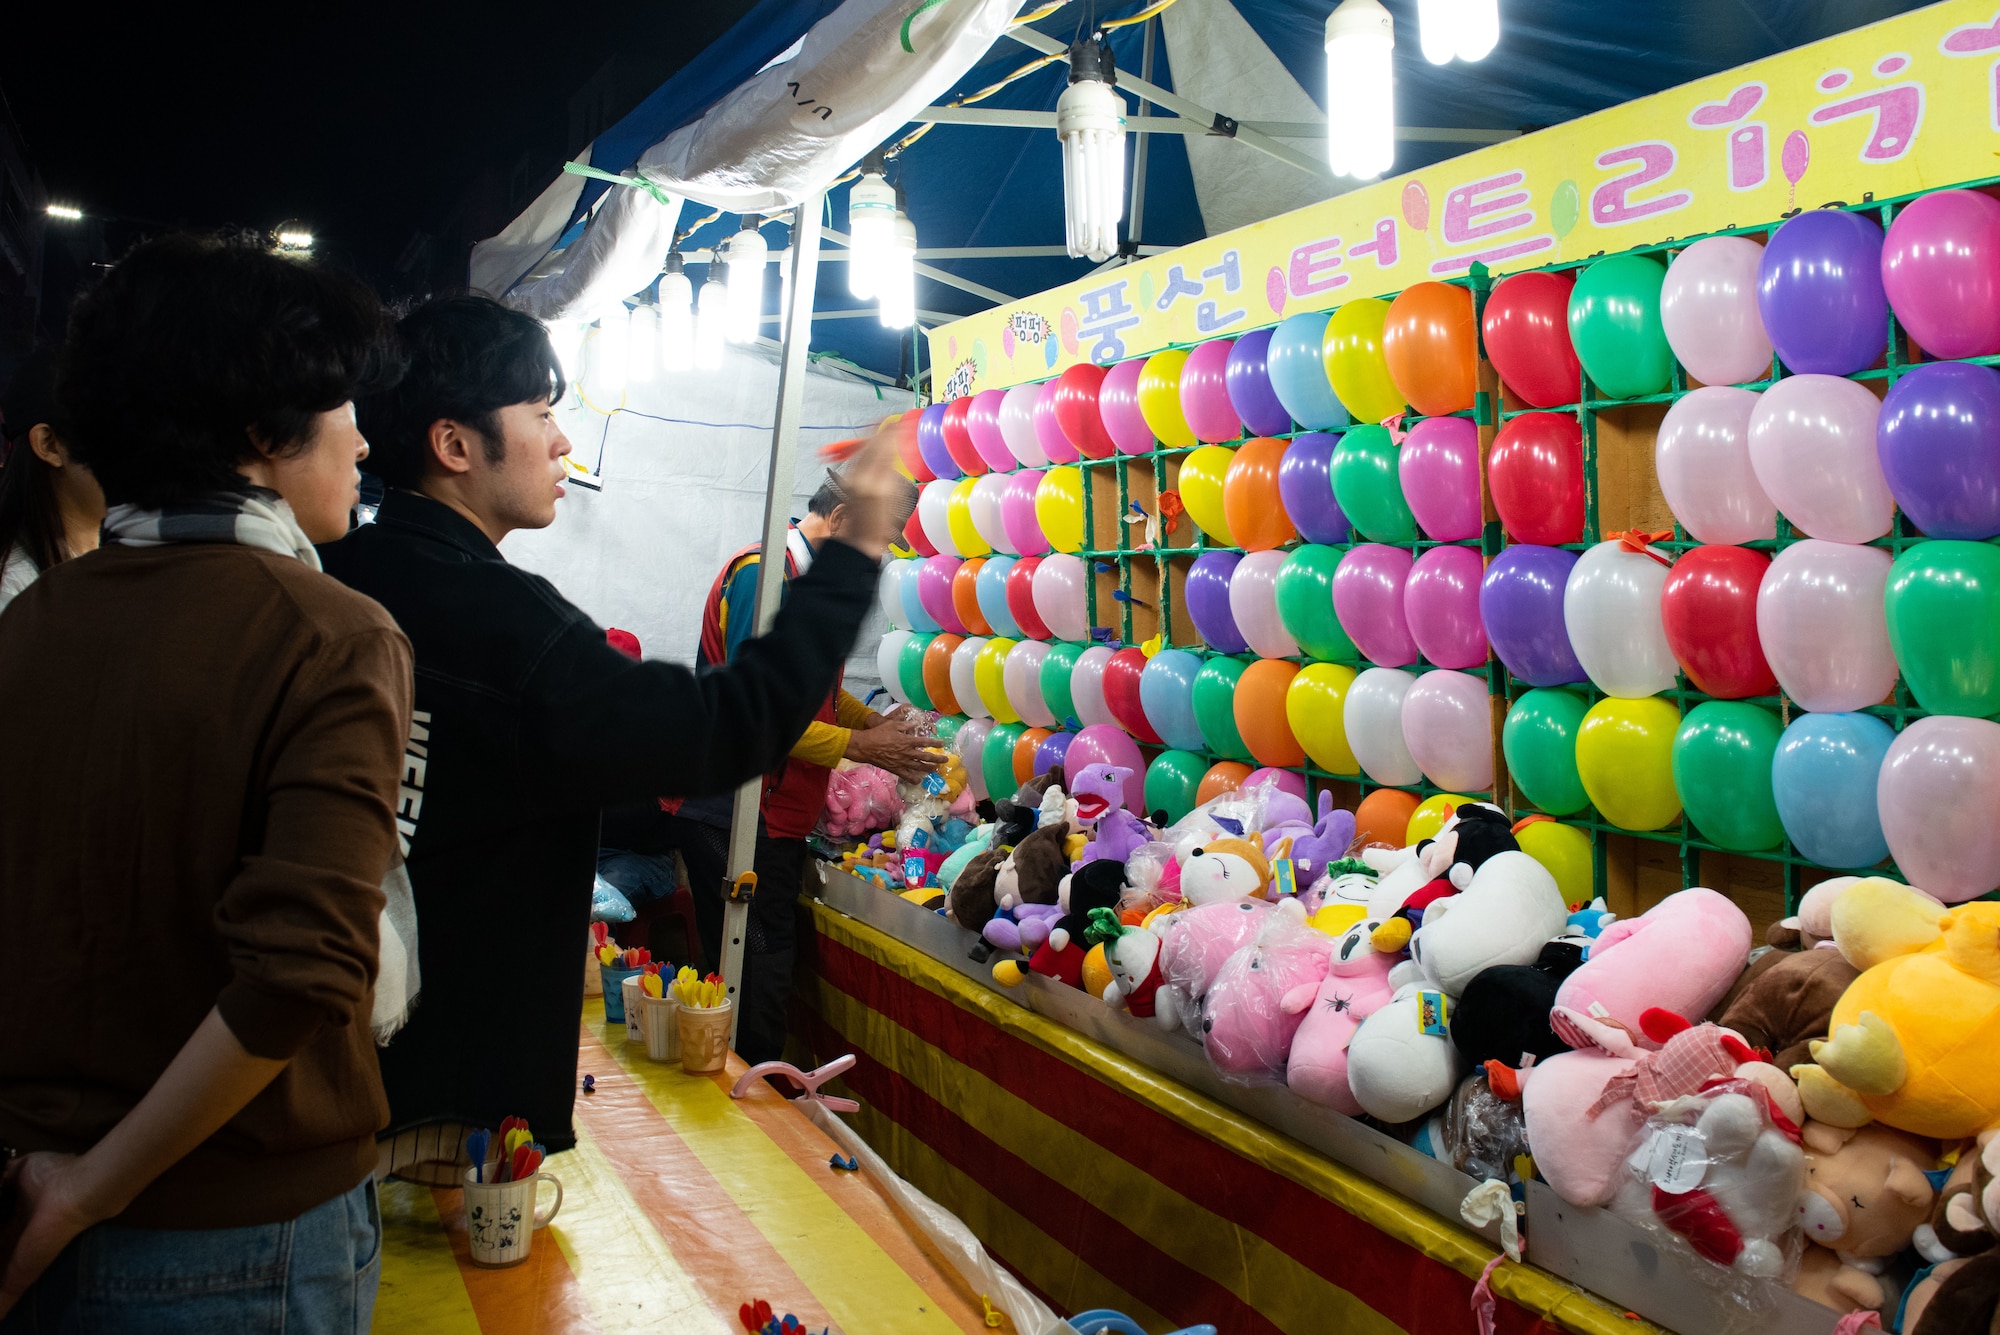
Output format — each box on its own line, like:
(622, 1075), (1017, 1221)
(874, 186), (2000, 907)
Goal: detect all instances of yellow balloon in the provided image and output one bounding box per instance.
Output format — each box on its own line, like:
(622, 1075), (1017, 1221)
(976, 636), (1021, 722)
(1322, 298), (1407, 424)
(1515, 819), (1594, 910)
(1576, 696), (1683, 831)
(948, 477), (992, 558)
(1180, 445), (1237, 546)
(1285, 662), (1358, 775)
(1136, 349), (1197, 449)
(1035, 465), (1086, 553)
(1406, 793), (1472, 846)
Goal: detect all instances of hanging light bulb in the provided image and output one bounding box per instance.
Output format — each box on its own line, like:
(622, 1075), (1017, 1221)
(1325, 0), (1397, 179)
(724, 218), (768, 344)
(847, 150), (895, 301)
(879, 207), (918, 329)
(1417, 0), (1498, 64)
(544, 319), (584, 390)
(696, 278), (728, 370)
(628, 298), (659, 384)
(1056, 37), (1126, 263)
(593, 303), (631, 399)
(659, 252), (695, 373)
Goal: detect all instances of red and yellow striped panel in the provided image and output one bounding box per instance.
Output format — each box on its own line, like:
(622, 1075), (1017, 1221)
(373, 1002), (995, 1335)
(803, 902), (1665, 1335)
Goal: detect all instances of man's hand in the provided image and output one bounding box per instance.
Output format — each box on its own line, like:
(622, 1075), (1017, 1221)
(827, 425), (914, 562)
(0, 1152), (99, 1317)
(844, 714), (946, 783)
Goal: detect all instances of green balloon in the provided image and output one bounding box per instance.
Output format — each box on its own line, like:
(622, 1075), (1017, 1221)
(1329, 425), (1416, 545)
(1192, 655), (1252, 761)
(1145, 749), (1208, 824)
(1551, 179), (1581, 240)
(1672, 701), (1785, 851)
(1885, 540), (2000, 717)
(1040, 640), (1084, 729)
(983, 721), (1026, 803)
(1502, 687), (1591, 814)
(1275, 545), (1359, 662)
(932, 714), (964, 746)
(1568, 253), (1672, 398)
(900, 632), (935, 712)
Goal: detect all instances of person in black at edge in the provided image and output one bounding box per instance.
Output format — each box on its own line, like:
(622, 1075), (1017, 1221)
(318, 295), (899, 1184)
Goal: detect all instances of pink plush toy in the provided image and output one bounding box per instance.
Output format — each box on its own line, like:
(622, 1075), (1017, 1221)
(1154, 898), (1274, 1033)
(1554, 887), (1752, 1031)
(1286, 919), (1399, 1115)
(1200, 903), (1333, 1081)
(821, 763), (904, 839)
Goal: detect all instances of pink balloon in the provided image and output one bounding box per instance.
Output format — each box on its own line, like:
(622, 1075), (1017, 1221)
(1228, 550), (1299, 659)
(1005, 639), (1056, 727)
(1878, 715), (2000, 903)
(1756, 539), (1897, 712)
(1070, 646), (1118, 728)
(1000, 384), (1047, 467)
(1064, 724), (1146, 812)
(1180, 339), (1242, 444)
(969, 474), (1016, 555)
(967, 388), (1015, 472)
(1881, 188), (2000, 360)
(1660, 236), (1774, 387)
(918, 555), (966, 634)
(1404, 545), (1488, 669)
(1032, 553), (1090, 642)
(1243, 767), (1309, 806)
(1397, 416), (1482, 541)
(1656, 386), (1776, 545)
(1333, 544), (1419, 667)
(1034, 379), (1078, 464)
(956, 716), (995, 800)
(999, 471), (1048, 555)
(1099, 358), (1155, 456)
(1747, 374), (1892, 542)
(1400, 669), (1494, 793)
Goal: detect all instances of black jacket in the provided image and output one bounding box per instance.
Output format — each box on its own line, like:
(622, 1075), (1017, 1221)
(318, 489), (875, 1150)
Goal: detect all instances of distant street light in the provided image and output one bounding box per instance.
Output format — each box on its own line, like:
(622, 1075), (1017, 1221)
(275, 227), (315, 251)
(46, 204), (83, 221)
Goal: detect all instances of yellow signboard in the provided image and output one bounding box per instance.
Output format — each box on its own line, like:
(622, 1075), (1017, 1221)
(928, 0), (2000, 399)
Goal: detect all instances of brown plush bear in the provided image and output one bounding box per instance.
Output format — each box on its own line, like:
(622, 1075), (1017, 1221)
(1911, 1133), (2000, 1335)
(948, 772), (1067, 930)
(1713, 946), (1861, 1071)
(993, 821), (1071, 911)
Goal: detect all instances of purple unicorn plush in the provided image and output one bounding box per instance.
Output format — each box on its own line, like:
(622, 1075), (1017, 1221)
(1071, 764), (1150, 866)
(1287, 792), (1358, 885)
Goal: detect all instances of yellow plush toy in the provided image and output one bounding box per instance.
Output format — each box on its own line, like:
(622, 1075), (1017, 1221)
(1795, 900), (2000, 1140)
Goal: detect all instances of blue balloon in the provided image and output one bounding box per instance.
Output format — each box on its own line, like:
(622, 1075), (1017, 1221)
(1771, 711), (1895, 868)
(1138, 648), (1206, 751)
(976, 555), (1021, 638)
(898, 561), (940, 632)
(1266, 311), (1351, 431)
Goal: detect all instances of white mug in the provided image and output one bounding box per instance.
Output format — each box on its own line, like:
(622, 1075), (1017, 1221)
(461, 1166), (564, 1267)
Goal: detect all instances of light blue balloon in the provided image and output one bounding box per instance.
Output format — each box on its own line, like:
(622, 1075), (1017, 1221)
(976, 555), (1021, 638)
(1771, 711), (1895, 869)
(1267, 311), (1352, 431)
(1138, 648), (1206, 752)
(897, 560), (940, 633)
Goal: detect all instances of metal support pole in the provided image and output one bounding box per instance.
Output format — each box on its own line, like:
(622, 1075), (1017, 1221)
(1129, 16), (1154, 244)
(719, 190), (823, 1047)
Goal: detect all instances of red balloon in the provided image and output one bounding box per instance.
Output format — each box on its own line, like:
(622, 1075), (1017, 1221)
(1660, 545), (1778, 699)
(942, 396), (988, 476)
(902, 508), (937, 557)
(1103, 646), (1162, 743)
(890, 410), (932, 483)
(1053, 363), (1116, 459)
(1488, 412), (1584, 544)
(1005, 556), (1051, 639)
(1483, 272), (1583, 409)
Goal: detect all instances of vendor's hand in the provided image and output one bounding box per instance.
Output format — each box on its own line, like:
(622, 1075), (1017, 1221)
(844, 718), (946, 783)
(0, 1151), (98, 1317)
(827, 425), (912, 562)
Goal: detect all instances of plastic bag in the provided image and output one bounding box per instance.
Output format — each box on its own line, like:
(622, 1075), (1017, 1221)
(1119, 841), (1178, 915)
(821, 763), (904, 839)
(1199, 904), (1334, 1085)
(591, 875), (636, 924)
(1423, 1071), (1530, 1184)
(1154, 897), (1276, 1032)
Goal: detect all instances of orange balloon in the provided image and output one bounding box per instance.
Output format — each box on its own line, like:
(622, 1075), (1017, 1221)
(953, 557), (991, 635)
(1355, 788), (1422, 849)
(1222, 437), (1297, 552)
(1383, 282), (1478, 416)
(923, 633), (964, 715)
(1197, 761), (1254, 805)
(1233, 659), (1305, 768)
(1013, 727), (1052, 786)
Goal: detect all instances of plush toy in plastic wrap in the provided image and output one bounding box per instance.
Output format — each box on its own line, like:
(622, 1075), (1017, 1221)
(821, 763), (904, 840)
(1791, 1121), (1938, 1317)
(591, 875), (636, 924)
(1153, 898), (1275, 1033)
(1287, 917), (1399, 1115)
(1416, 1070), (1532, 1186)
(1199, 900), (1333, 1083)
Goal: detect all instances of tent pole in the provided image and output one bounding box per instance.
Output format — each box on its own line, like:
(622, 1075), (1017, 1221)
(719, 189), (824, 1048)
(1128, 15), (1154, 245)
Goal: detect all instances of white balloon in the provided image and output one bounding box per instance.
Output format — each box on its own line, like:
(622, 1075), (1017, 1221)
(877, 630), (914, 706)
(951, 636), (991, 719)
(970, 474), (1017, 555)
(1071, 645), (1118, 729)
(1032, 553), (1090, 643)
(1655, 386), (1776, 545)
(1227, 549), (1300, 660)
(877, 561), (913, 632)
(1000, 383), (1048, 467)
(1343, 667), (1422, 786)
(1563, 540), (1678, 698)
(918, 478), (959, 557)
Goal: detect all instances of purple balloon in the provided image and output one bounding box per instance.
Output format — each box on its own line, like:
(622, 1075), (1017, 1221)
(918, 402), (961, 481)
(1405, 545), (1489, 669)
(1098, 358), (1155, 457)
(1398, 416), (1482, 541)
(1034, 730), (1075, 777)
(1277, 432), (1351, 545)
(1480, 545), (1585, 686)
(1878, 360), (2000, 540)
(1758, 210), (1887, 376)
(1332, 544), (1419, 667)
(1185, 551), (1248, 653)
(1224, 328), (1292, 437)
(1065, 725), (1146, 812)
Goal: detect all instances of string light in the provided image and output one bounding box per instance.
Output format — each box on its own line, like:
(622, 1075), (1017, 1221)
(1417, 0), (1498, 64)
(696, 278), (728, 370)
(1056, 37), (1126, 262)
(659, 253), (694, 373)
(1325, 0), (1397, 179)
(723, 218), (768, 344)
(45, 203), (83, 221)
(847, 151), (896, 301)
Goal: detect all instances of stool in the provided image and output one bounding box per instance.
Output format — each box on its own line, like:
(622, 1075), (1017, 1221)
(626, 850), (703, 971)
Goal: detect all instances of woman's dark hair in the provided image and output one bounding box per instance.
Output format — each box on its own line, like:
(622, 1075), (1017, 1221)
(355, 294), (565, 490)
(56, 233), (401, 509)
(0, 349), (73, 575)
